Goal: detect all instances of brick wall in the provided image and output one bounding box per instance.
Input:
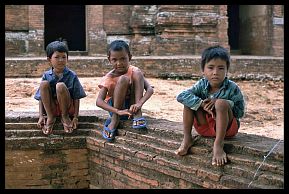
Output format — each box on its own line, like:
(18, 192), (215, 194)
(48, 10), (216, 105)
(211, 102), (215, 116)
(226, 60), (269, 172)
(103, 5), (131, 35)
(5, 5), (29, 31)
(5, 5), (29, 56)
(271, 5), (284, 57)
(87, 5), (107, 55)
(5, 56), (284, 81)
(5, 5), (284, 57)
(5, 149), (89, 189)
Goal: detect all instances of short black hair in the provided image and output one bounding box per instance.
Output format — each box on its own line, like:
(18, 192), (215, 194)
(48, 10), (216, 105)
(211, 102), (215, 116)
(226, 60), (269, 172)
(46, 39), (69, 58)
(107, 40), (131, 58)
(201, 45), (230, 71)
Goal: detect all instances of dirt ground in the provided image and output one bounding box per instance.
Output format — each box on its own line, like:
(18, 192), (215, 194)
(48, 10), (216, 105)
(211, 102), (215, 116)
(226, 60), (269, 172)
(5, 77), (284, 140)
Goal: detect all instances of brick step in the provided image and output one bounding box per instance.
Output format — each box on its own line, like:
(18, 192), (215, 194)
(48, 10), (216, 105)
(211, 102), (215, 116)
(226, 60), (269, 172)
(117, 135), (284, 179)
(86, 137), (282, 189)
(5, 136), (87, 150)
(5, 129), (91, 138)
(6, 114), (283, 164)
(227, 152), (284, 176)
(86, 137), (225, 189)
(5, 122), (99, 131)
(219, 174), (280, 189)
(89, 128), (283, 184)
(5, 114), (100, 123)
(223, 164), (284, 188)
(91, 124), (284, 167)
(119, 119), (284, 163)
(6, 117), (283, 167)
(90, 127), (182, 150)
(89, 129), (210, 167)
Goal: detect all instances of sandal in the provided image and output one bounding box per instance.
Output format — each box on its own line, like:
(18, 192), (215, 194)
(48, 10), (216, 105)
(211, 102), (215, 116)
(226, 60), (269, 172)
(102, 126), (117, 142)
(101, 118), (117, 142)
(61, 117), (73, 133)
(42, 117), (56, 135)
(132, 117), (147, 129)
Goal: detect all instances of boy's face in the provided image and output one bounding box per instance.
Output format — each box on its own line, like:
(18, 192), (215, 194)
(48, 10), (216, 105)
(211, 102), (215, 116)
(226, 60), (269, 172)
(48, 51), (68, 72)
(203, 58), (227, 88)
(108, 49), (130, 74)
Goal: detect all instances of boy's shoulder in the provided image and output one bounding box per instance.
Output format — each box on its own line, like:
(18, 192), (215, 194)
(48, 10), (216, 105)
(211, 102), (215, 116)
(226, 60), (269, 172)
(226, 78), (239, 86)
(196, 77), (207, 85)
(42, 68), (53, 76)
(64, 66), (78, 76)
(130, 65), (141, 72)
(224, 78), (243, 91)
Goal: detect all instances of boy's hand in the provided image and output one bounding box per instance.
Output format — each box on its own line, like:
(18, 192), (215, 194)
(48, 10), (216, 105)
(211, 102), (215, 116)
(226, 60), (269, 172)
(202, 98), (216, 119)
(129, 103), (142, 114)
(117, 109), (133, 118)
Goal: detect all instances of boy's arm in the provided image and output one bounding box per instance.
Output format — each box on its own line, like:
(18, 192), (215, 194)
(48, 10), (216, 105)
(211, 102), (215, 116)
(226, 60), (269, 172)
(138, 78), (154, 106)
(230, 86), (246, 118)
(96, 87), (132, 117)
(96, 87), (119, 114)
(225, 100), (234, 109)
(176, 81), (203, 111)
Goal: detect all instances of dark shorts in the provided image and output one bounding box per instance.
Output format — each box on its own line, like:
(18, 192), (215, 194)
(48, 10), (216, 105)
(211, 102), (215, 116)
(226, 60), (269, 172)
(108, 98), (130, 120)
(193, 113), (238, 137)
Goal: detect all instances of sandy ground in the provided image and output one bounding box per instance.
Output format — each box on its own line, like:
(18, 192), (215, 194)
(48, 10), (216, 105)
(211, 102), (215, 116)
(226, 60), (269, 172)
(5, 77), (284, 140)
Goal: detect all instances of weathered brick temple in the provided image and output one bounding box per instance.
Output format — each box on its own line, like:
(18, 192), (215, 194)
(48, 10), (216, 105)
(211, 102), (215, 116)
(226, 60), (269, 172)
(5, 5), (284, 57)
(5, 5), (284, 79)
(5, 5), (284, 189)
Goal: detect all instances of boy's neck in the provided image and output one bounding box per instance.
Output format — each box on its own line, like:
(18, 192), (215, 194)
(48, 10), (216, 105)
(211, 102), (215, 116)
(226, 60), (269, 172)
(52, 68), (64, 77)
(209, 87), (220, 94)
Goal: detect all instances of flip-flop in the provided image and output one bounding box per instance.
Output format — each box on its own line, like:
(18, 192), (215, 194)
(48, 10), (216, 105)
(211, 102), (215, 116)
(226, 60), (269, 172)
(42, 117), (56, 135)
(132, 117), (147, 129)
(61, 117), (73, 133)
(102, 126), (117, 142)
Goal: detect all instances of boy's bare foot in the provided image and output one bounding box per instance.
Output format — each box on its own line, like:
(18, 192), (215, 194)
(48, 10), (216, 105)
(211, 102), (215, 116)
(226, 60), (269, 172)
(212, 143), (227, 166)
(174, 140), (194, 156)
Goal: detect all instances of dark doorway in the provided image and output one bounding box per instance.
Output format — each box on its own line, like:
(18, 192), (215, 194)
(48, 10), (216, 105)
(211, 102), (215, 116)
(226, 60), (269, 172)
(227, 5), (240, 53)
(44, 5), (86, 51)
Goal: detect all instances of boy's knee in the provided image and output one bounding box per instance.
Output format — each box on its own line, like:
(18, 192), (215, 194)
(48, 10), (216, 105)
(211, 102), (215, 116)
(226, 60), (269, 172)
(214, 99), (230, 111)
(56, 82), (67, 92)
(40, 80), (50, 88)
(117, 75), (130, 85)
(132, 70), (143, 81)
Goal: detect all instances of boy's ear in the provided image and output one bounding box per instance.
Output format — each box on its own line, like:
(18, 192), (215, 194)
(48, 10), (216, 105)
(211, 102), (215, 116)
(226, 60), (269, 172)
(47, 57), (51, 64)
(47, 57), (52, 67)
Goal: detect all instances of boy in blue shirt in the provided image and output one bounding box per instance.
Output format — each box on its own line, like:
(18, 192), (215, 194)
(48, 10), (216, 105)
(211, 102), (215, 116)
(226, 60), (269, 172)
(175, 45), (245, 166)
(34, 40), (86, 135)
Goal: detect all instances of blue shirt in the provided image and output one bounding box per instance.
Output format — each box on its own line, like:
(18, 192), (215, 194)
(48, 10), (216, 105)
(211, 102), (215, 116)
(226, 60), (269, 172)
(176, 77), (245, 126)
(34, 66), (86, 100)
